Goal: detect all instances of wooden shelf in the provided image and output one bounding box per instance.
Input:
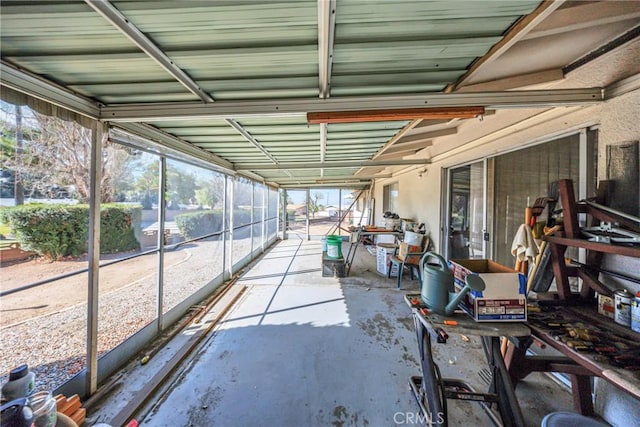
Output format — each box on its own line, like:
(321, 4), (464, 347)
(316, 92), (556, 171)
(508, 179), (640, 416)
(543, 179), (639, 299)
(544, 235), (640, 258)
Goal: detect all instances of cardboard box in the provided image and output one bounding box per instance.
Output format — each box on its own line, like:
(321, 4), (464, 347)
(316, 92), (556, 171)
(376, 245), (398, 276)
(375, 233), (396, 245)
(398, 242), (421, 261)
(448, 259), (527, 322)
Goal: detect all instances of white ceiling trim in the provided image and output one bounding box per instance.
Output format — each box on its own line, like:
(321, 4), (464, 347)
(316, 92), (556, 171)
(457, 69), (565, 92)
(236, 159), (430, 171)
(1, 61), (101, 119)
(100, 89), (603, 122)
(429, 105), (585, 164)
(113, 122), (234, 171)
(450, 0), (565, 92)
(275, 174), (390, 184)
(522, 1), (640, 41)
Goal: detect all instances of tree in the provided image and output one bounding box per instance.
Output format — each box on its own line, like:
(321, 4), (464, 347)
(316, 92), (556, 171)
(134, 160), (160, 209)
(14, 105), (24, 205)
(307, 192), (324, 218)
(166, 166), (197, 209)
(0, 103), (133, 203)
(195, 176), (224, 209)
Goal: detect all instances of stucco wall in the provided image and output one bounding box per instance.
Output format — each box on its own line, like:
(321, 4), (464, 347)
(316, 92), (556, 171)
(373, 88), (639, 289)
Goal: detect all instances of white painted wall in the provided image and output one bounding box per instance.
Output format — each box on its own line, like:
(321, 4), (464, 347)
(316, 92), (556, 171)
(373, 88), (640, 260)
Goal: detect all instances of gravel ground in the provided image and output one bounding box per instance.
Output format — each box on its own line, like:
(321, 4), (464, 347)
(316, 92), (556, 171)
(0, 238), (253, 394)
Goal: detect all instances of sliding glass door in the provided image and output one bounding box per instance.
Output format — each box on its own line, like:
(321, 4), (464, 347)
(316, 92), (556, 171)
(446, 161), (486, 260)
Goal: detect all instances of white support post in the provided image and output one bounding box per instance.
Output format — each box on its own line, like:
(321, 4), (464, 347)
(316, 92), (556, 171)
(86, 121), (105, 395)
(157, 157), (166, 330)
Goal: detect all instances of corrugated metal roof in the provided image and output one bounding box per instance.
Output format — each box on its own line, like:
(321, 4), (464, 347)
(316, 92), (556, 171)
(1, 0), (542, 186)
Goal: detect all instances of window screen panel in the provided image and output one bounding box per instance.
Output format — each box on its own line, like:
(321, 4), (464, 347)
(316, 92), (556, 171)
(493, 135), (581, 266)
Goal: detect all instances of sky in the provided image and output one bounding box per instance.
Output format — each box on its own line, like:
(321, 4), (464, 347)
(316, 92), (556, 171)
(287, 189), (358, 207)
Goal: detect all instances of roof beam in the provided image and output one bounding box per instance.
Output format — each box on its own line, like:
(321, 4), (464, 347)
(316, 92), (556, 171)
(1, 61), (101, 119)
(85, 0), (213, 103)
(318, 0), (336, 178)
(112, 123), (234, 171)
(412, 119), (453, 129)
(225, 119), (278, 163)
(605, 74), (640, 100)
(380, 140), (434, 156)
(274, 174), (390, 184)
(396, 127), (458, 145)
(318, 0), (336, 99)
(318, 120), (328, 173)
(280, 182), (369, 189)
(447, 0), (564, 92)
(101, 89), (603, 122)
(236, 159), (429, 171)
(523, 1), (640, 41)
(86, 1), (294, 176)
(457, 69), (565, 92)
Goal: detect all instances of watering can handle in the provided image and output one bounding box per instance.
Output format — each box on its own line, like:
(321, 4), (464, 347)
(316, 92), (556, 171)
(419, 251), (449, 272)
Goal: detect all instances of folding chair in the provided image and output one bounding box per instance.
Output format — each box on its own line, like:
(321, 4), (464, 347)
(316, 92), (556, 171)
(387, 237), (431, 289)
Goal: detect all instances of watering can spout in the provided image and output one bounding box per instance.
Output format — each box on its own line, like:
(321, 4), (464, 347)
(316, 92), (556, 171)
(443, 274), (486, 316)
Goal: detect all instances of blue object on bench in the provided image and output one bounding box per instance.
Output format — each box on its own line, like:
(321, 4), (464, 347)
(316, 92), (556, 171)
(541, 411), (609, 427)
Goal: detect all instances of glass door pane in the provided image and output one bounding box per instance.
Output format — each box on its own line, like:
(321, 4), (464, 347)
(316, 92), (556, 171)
(307, 188), (363, 238)
(285, 189), (307, 239)
(447, 161), (486, 260)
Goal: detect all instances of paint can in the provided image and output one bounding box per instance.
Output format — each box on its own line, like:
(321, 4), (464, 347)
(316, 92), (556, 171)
(631, 291), (640, 333)
(614, 289), (632, 327)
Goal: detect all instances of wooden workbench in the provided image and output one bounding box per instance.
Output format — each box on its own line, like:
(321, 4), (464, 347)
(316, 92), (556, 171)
(505, 304), (640, 416)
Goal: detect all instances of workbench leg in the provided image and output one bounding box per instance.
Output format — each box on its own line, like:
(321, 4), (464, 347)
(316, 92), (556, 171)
(413, 315), (447, 426)
(504, 337), (533, 387)
(570, 374), (594, 416)
(484, 336), (526, 427)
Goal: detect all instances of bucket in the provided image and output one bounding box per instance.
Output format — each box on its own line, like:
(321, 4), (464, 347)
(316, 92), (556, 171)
(401, 219), (417, 232)
(404, 231), (423, 246)
(326, 235), (343, 259)
(384, 218), (401, 230)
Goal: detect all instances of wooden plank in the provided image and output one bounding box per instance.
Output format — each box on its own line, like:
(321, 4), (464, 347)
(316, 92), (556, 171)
(544, 236), (640, 258)
(307, 107), (485, 124)
(558, 179), (580, 238)
(548, 242), (572, 299)
(70, 407), (86, 426)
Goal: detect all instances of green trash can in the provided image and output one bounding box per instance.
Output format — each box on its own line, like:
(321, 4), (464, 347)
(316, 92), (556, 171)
(326, 235), (343, 259)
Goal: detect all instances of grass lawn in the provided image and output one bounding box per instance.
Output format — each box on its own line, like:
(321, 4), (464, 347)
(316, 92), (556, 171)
(0, 223), (17, 248)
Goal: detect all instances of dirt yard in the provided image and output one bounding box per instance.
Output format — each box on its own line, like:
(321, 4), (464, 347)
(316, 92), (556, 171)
(0, 250), (190, 327)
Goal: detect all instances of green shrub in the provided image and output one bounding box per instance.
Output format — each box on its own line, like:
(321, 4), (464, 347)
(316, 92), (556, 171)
(0, 204), (88, 259)
(100, 204), (141, 254)
(175, 210), (222, 240)
(0, 203), (141, 260)
(233, 208), (252, 226)
(174, 208), (253, 240)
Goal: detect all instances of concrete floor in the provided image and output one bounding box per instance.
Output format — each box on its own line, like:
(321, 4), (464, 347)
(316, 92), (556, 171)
(90, 239), (574, 426)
